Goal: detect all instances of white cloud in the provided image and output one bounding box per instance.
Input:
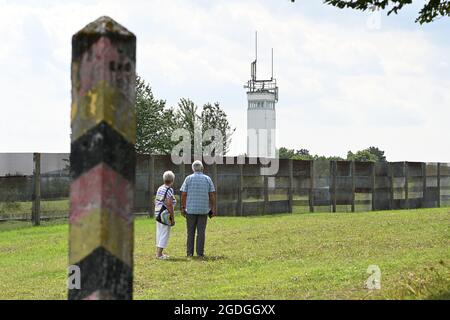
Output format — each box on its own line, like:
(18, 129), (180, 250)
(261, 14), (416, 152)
(0, 0), (448, 162)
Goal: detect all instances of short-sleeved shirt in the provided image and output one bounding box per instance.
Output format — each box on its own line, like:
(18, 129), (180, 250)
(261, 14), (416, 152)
(180, 172), (215, 215)
(154, 184), (176, 214)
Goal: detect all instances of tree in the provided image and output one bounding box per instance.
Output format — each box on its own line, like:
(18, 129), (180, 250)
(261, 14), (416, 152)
(174, 98), (201, 156)
(347, 149), (378, 162)
(277, 147), (343, 161)
(136, 77), (235, 156)
(347, 146), (387, 162)
(291, 0), (450, 24)
(367, 146), (386, 162)
(135, 76), (177, 154)
(201, 102), (236, 155)
(278, 147), (313, 160)
(175, 98), (235, 156)
(312, 155), (345, 161)
(278, 146), (387, 162)
(278, 147), (297, 159)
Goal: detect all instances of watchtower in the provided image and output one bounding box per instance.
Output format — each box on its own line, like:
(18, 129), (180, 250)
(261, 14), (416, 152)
(244, 32), (278, 158)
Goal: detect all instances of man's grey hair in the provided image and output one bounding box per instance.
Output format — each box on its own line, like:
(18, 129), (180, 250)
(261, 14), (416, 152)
(192, 160), (204, 172)
(163, 170), (175, 183)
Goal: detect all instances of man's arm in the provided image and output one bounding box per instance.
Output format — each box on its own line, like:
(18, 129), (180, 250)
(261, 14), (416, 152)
(209, 192), (216, 216)
(208, 176), (216, 216)
(181, 192), (187, 217)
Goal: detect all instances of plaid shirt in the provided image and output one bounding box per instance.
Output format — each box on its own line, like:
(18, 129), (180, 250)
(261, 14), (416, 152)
(180, 172), (215, 215)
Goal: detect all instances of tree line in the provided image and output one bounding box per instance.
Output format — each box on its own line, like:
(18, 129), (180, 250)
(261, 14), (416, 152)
(278, 146), (387, 162)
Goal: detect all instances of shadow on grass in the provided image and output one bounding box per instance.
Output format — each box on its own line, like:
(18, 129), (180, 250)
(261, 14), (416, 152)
(162, 255), (227, 263)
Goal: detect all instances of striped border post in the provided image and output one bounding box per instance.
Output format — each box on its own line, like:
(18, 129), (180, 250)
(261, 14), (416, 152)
(69, 16), (136, 300)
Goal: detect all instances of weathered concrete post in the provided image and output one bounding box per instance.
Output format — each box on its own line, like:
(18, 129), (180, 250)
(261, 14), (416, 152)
(31, 152), (41, 226)
(331, 161), (337, 213)
(179, 160), (186, 211)
(69, 16), (136, 300)
(421, 162), (427, 208)
(148, 155), (155, 215)
(437, 163), (441, 208)
(288, 159), (294, 213)
(350, 161), (355, 213)
(371, 162), (376, 211)
(404, 162), (409, 209)
(212, 162), (218, 214)
(389, 163), (394, 210)
(263, 175), (269, 215)
(309, 160), (315, 213)
(238, 163), (244, 216)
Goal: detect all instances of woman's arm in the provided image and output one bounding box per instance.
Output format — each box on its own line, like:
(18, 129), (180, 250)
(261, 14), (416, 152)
(165, 197), (174, 216)
(165, 196), (175, 225)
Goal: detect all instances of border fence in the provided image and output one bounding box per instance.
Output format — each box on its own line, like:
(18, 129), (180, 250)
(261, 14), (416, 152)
(0, 153), (449, 223)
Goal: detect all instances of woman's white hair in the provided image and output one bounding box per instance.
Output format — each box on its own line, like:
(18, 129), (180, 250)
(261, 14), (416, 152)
(192, 160), (204, 172)
(163, 170), (175, 183)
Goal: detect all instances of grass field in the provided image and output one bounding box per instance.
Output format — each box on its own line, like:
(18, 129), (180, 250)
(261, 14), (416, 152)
(0, 208), (449, 300)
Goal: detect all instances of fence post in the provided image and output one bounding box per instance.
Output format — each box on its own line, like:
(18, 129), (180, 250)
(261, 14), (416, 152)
(212, 162), (218, 215)
(437, 163), (441, 208)
(238, 163), (243, 216)
(179, 161), (185, 211)
(309, 160), (314, 213)
(351, 161), (355, 213)
(389, 162), (394, 210)
(263, 175), (269, 215)
(422, 162), (427, 208)
(69, 16), (136, 300)
(32, 152), (41, 226)
(148, 155), (155, 215)
(404, 162), (409, 209)
(331, 161), (337, 213)
(371, 162), (376, 211)
(288, 159), (293, 213)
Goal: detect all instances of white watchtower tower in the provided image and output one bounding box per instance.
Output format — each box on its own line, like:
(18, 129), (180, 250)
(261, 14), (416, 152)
(244, 33), (278, 158)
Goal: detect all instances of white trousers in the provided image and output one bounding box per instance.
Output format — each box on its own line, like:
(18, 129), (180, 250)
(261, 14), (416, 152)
(156, 222), (171, 248)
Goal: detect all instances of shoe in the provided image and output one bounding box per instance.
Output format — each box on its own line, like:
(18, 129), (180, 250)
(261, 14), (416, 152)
(156, 255), (170, 260)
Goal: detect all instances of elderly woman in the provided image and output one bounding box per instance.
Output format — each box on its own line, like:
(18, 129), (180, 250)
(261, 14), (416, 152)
(154, 170), (176, 260)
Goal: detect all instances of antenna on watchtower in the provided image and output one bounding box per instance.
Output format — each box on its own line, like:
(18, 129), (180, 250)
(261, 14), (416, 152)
(255, 31), (258, 62)
(271, 48), (273, 80)
(251, 31), (257, 81)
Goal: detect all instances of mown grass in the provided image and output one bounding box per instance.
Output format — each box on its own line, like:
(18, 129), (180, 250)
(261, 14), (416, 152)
(0, 208), (449, 300)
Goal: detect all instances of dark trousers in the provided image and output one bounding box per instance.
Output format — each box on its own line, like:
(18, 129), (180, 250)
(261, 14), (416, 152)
(186, 214), (208, 256)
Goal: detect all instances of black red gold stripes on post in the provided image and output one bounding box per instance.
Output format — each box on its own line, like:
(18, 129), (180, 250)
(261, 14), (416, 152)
(69, 16), (136, 300)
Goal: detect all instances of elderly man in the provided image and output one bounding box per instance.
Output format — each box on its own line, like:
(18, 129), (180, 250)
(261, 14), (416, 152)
(180, 160), (216, 257)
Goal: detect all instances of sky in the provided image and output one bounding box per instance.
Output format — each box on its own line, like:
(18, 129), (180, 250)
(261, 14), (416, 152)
(0, 0), (449, 162)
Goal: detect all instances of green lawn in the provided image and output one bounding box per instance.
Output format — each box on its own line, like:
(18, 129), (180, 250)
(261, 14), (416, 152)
(0, 208), (449, 300)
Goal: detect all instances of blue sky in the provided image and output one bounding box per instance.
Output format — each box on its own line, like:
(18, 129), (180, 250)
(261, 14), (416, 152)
(0, 0), (449, 162)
